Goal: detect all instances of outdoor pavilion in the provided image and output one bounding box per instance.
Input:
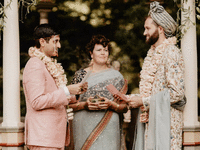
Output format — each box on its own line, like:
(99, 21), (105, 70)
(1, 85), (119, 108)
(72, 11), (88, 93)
(0, 0), (199, 149)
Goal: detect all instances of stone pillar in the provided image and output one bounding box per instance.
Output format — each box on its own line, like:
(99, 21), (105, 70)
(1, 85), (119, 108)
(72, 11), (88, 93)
(181, 0), (200, 149)
(36, 0), (56, 25)
(0, 0), (24, 149)
(38, 9), (51, 24)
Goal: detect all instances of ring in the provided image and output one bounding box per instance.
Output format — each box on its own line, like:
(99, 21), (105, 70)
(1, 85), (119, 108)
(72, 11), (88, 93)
(128, 105), (132, 109)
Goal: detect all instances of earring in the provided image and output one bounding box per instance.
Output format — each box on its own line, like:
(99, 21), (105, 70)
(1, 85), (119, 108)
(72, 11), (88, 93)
(106, 58), (111, 67)
(89, 59), (93, 66)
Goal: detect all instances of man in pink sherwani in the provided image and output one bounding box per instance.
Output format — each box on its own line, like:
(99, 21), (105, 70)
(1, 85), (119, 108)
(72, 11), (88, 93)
(23, 24), (87, 150)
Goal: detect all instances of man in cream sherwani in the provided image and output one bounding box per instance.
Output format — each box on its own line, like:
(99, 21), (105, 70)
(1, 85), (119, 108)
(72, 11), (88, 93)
(128, 1), (185, 150)
(23, 24), (87, 150)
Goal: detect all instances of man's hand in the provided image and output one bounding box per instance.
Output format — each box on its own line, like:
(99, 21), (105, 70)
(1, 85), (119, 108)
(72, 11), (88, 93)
(67, 82), (88, 95)
(140, 111), (149, 123)
(81, 82), (88, 93)
(69, 95), (77, 104)
(127, 96), (143, 109)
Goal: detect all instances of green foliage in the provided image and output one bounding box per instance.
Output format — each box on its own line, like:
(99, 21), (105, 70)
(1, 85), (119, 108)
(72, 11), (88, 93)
(196, 0), (200, 20)
(0, 0), (37, 31)
(0, 0), (12, 32)
(0, 0), (200, 116)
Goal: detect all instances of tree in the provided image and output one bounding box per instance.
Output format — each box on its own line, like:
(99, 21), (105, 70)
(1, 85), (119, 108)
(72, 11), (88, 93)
(0, 0), (199, 117)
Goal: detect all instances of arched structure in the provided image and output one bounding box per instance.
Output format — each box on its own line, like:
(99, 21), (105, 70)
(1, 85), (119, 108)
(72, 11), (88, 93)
(0, 0), (199, 149)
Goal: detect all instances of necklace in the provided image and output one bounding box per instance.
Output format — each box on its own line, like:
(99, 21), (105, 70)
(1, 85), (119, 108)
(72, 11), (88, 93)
(28, 47), (68, 87)
(139, 37), (177, 97)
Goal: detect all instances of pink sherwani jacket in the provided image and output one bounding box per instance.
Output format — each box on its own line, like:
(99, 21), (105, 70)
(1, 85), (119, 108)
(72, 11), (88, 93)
(23, 57), (71, 148)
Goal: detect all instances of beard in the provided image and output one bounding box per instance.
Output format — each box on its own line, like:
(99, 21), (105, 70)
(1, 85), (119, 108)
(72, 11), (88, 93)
(145, 29), (159, 45)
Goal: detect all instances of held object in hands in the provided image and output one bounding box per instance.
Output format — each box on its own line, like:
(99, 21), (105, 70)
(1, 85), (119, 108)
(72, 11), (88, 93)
(106, 84), (128, 102)
(90, 95), (105, 103)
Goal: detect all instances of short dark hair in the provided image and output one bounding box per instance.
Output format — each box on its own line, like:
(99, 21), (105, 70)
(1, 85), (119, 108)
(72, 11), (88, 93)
(33, 24), (59, 48)
(86, 34), (112, 58)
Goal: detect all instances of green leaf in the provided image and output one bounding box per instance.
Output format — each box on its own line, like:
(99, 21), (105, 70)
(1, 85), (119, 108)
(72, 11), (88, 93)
(197, 14), (200, 20)
(197, 7), (200, 14)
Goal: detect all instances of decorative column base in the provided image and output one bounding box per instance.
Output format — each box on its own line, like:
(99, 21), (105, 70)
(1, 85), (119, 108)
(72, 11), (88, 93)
(183, 126), (200, 150)
(0, 123), (24, 150)
(1, 147), (24, 150)
(38, 9), (51, 24)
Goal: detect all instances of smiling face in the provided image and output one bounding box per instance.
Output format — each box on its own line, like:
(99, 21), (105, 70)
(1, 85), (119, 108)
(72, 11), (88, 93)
(40, 35), (61, 57)
(143, 17), (159, 45)
(90, 44), (109, 65)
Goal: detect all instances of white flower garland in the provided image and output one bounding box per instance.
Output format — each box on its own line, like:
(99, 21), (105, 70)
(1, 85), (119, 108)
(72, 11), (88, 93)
(139, 37), (177, 98)
(28, 46), (68, 87)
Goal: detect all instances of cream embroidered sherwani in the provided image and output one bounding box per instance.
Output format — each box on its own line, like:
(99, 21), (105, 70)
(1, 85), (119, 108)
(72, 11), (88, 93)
(140, 37), (185, 150)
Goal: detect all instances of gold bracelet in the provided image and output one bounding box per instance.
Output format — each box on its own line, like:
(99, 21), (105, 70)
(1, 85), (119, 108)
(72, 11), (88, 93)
(115, 104), (119, 111)
(76, 102), (80, 109)
(84, 102), (88, 110)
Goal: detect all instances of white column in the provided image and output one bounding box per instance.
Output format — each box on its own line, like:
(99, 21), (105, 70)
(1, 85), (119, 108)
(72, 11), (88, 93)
(2, 0), (21, 127)
(0, 0), (24, 149)
(181, 0), (200, 149)
(181, 0), (199, 129)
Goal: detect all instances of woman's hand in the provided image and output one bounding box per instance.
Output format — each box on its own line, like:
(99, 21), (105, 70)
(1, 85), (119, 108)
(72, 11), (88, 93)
(113, 94), (121, 101)
(98, 97), (111, 110)
(86, 97), (100, 110)
(86, 96), (111, 110)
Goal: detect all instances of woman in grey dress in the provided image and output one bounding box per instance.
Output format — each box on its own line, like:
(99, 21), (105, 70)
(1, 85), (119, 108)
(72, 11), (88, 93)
(69, 35), (128, 150)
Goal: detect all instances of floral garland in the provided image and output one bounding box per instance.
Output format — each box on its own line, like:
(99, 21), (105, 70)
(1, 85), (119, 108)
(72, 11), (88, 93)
(28, 46), (68, 87)
(139, 37), (177, 98)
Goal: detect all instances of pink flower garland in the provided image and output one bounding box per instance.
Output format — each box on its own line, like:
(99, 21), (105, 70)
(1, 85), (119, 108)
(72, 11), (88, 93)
(28, 47), (68, 87)
(139, 37), (177, 98)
